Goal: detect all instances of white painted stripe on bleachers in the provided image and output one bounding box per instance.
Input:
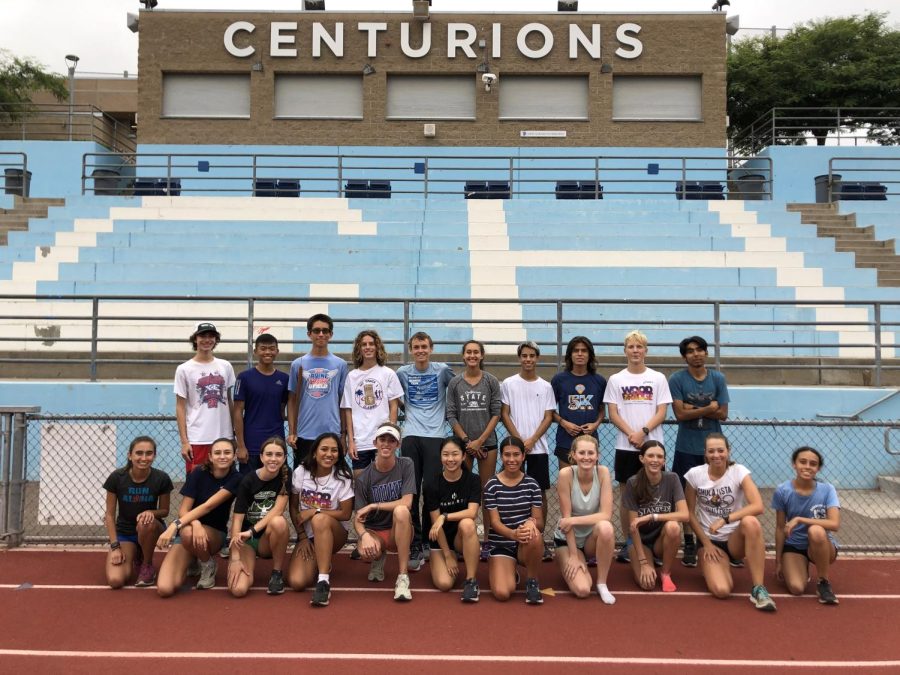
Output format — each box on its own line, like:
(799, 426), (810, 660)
(466, 200), (525, 348)
(337, 221), (377, 235)
(309, 283), (359, 298)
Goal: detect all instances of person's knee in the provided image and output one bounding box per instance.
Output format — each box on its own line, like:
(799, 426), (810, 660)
(311, 513), (331, 534)
(807, 524), (827, 543)
(662, 521), (680, 539)
(572, 582), (591, 599)
(107, 576), (125, 590)
(785, 579), (806, 596)
(740, 515), (761, 536)
(594, 520), (614, 539)
(392, 504), (411, 522)
(230, 585), (249, 599)
(492, 587), (512, 602)
(157, 581), (175, 598)
(269, 517), (288, 536)
(458, 518), (476, 536)
(434, 576), (454, 592)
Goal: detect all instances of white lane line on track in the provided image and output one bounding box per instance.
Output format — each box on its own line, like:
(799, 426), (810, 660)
(1, 583), (899, 599)
(0, 649), (898, 668)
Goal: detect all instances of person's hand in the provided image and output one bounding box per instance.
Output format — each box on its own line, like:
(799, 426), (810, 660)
(180, 441), (193, 462)
(558, 517), (572, 534)
(775, 560), (784, 581)
(157, 524), (177, 549)
(702, 543), (725, 564)
(191, 522), (209, 553)
(230, 530), (250, 552)
(561, 420), (581, 438)
(443, 549), (459, 578)
(784, 517), (801, 537)
(227, 556), (249, 590)
(348, 438), (359, 460)
(428, 515), (445, 543)
(135, 510), (155, 527)
(639, 560), (657, 590)
(236, 444), (249, 463)
(109, 547), (125, 565)
(709, 517), (727, 535)
(629, 515), (650, 536)
(356, 504), (377, 523)
(523, 437), (536, 453)
(287, 434), (298, 449)
(295, 538), (314, 561)
(359, 531), (380, 560)
(627, 429), (646, 449)
(581, 421), (600, 435)
(563, 555), (586, 581)
(468, 438), (485, 459)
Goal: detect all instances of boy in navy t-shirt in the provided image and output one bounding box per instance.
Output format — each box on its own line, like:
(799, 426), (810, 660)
(233, 333), (289, 473)
(551, 336), (606, 469)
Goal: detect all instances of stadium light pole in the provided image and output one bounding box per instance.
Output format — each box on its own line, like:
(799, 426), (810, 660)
(65, 54), (80, 141)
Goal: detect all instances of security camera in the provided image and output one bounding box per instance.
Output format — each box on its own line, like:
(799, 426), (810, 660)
(482, 72), (497, 91)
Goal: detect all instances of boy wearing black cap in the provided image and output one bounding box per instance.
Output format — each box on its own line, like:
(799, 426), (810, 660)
(175, 321), (236, 475)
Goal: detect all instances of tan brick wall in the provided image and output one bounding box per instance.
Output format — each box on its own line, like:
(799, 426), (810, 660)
(138, 11), (726, 148)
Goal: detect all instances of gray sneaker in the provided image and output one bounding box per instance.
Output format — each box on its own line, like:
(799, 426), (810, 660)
(750, 584), (777, 612)
(195, 558), (217, 590)
(408, 546), (425, 572)
(368, 555), (386, 582)
(311, 579), (331, 607)
(461, 578), (480, 603)
(817, 579), (839, 605)
(267, 570), (285, 595)
(525, 577), (543, 604)
(394, 573), (412, 601)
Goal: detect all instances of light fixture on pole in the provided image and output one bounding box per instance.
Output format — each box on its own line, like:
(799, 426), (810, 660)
(711, 0), (729, 11)
(304, 0), (325, 10)
(413, 0), (430, 21)
(558, 1), (578, 11)
(65, 54), (79, 141)
(140, 0), (158, 9)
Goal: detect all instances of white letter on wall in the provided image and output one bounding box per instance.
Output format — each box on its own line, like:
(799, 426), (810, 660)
(401, 22), (431, 58)
(224, 21), (256, 58)
(447, 23), (477, 58)
(358, 22), (388, 58)
(492, 23), (502, 59)
(270, 22), (298, 57)
(517, 23), (553, 59)
(569, 24), (600, 59)
(312, 22), (343, 58)
(615, 23), (643, 59)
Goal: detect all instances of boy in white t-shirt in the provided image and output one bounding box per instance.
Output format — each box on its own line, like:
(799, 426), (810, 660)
(500, 341), (555, 561)
(341, 330), (403, 477)
(603, 330), (672, 562)
(174, 321), (235, 475)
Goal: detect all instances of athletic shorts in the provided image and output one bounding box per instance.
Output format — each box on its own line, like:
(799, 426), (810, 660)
(782, 543), (839, 560)
(247, 528), (272, 557)
(553, 537), (586, 553)
(488, 542), (519, 560)
(707, 538), (732, 555)
(431, 521), (460, 551)
(553, 445), (574, 464)
(671, 451), (707, 487)
(614, 449), (643, 484)
(186, 444), (212, 474)
(635, 527), (663, 551)
(351, 449), (376, 471)
(115, 533), (139, 544)
(525, 453), (550, 490)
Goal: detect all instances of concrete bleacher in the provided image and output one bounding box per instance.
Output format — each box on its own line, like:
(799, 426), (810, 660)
(844, 202), (900, 254)
(0, 194), (895, 359)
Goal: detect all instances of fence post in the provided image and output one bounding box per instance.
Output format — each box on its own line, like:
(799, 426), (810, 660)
(556, 301), (564, 371)
(713, 301), (722, 371)
(0, 407), (40, 549)
(247, 298), (255, 371)
(874, 302), (882, 387)
(402, 300), (411, 365)
(90, 297), (99, 382)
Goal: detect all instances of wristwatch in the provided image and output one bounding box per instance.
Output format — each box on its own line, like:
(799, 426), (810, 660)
(723, 513), (730, 524)
(642, 426), (650, 435)
(109, 541), (121, 550)
(172, 518), (182, 530)
(315, 507), (322, 515)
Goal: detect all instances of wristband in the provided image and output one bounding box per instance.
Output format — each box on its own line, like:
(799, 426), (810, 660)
(109, 541), (121, 550)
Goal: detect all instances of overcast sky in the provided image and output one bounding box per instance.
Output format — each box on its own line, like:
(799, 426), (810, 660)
(1, 0), (897, 77)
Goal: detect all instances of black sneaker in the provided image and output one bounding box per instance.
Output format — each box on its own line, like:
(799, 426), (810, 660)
(525, 577), (543, 605)
(615, 545), (630, 564)
(817, 579), (839, 605)
(310, 579), (331, 607)
(729, 557), (745, 568)
(542, 542), (555, 562)
(267, 570), (285, 595)
(461, 578), (480, 603)
(681, 540), (698, 567)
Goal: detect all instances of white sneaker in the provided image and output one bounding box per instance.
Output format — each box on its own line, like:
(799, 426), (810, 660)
(195, 558), (217, 590)
(394, 573), (412, 601)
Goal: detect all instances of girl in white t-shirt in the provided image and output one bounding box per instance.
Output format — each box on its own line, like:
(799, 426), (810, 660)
(684, 433), (775, 612)
(287, 432), (354, 607)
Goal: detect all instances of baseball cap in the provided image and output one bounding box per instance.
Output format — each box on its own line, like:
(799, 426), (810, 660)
(374, 423), (401, 442)
(192, 321), (220, 338)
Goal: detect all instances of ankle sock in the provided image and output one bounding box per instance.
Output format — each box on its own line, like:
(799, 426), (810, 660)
(596, 583), (616, 604)
(318, 573), (330, 584)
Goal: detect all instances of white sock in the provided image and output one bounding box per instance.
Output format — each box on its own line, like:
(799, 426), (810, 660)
(318, 573), (330, 584)
(597, 583), (616, 605)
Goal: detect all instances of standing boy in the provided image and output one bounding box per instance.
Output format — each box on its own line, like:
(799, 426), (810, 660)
(233, 333), (289, 474)
(669, 335), (730, 566)
(603, 330), (672, 562)
(287, 314), (348, 468)
(500, 341), (556, 561)
(397, 331), (454, 568)
(551, 336), (607, 469)
(175, 322), (235, 475)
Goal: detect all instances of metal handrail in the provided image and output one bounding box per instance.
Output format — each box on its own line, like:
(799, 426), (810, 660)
(824, 157), (900, 203)
(0, 294), (896, 385)
(81, 151), (773, 199)
(0, 103), (135, 154)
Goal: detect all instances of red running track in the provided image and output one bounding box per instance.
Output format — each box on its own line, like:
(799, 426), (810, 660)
(1, 548), (898, 674)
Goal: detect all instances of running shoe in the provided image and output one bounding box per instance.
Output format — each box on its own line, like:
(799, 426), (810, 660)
(817, 579), (839, 605)
(461, 578), (480, 603)
(408, 546), (425, 572)
(653, 556), (663, 567)
(660, 573), (677, 593)
(135, 562), (156, 587)
(267, 570), (285, 595)
(394, 573), (412, 601)
(186, 559), (202, 577)
(524, 577), (543, 605)
(480, 542), (490, 562)
(750, 584), (777, 612)
(311, 580), (331, 607)
(681, 540), (698, 567)
(350, 547), (361, 561)
(729, 557), (745, 568)
(195, 558), (217, 590)
(615, 545), (630, 564)
(219, 541), (230, 559)
(368, 554), (386, 582)
(586, 556), (598, 568)
(542, 542), (555, 562)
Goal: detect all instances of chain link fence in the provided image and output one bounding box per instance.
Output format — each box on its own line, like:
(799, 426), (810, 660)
(8, 413), (900, 551)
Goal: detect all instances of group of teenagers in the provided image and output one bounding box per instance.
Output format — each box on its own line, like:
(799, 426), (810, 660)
(103, 316), (842, 609)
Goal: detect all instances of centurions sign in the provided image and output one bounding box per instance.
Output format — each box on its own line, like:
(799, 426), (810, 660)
(224, 20), (644, 60)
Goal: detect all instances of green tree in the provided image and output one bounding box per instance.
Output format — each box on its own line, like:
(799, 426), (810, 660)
(728, 13), (900, 153)
(0, 50), (68, 123)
